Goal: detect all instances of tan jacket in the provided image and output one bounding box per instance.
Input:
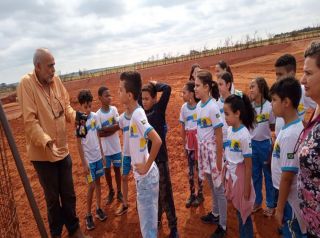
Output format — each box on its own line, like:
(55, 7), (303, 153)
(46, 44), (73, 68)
(17, 71), (75, 162)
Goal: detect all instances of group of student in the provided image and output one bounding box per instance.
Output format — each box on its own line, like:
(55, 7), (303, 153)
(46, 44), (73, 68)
(179, 52), (317, 238)
(75, 73), (178, 238)
(75, 51), (316, 238)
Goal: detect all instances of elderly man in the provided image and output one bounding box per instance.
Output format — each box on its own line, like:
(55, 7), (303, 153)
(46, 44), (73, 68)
(17, 48), (88, 238)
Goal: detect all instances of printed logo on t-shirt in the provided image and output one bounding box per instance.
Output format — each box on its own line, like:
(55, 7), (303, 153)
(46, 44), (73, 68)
(256, 113), (270, 123)
(123, 126), (129, 132)
(186, 114), (197, 122)
(86, 119), (97, 131)
(273, 143), (280, 159)
(102, 117), (116, 127)
(298, 103), (305, 116)
(197, 117), (212, 128)
(216, 113), (220, 119)
(141, 119), (147, 125)
(230, 139), (241, 152)
(130, 124), (139, 138)
(139, 138), (147, 152)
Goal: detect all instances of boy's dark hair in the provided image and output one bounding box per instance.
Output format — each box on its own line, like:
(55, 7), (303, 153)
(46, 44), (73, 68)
(185, 81), (200, 102)
(197, 69), (220, 100)
(225, 93), (256, 130)
(78, 89), (93, 105)
(304, 40), (320, 68)
(189, 63), (200, 81)
(98, 86), (109, 96)
(120, 71), (142, 100)
(217, 60), (233, 81)
(269, 76), (302, 109)
(142, 83), (157, 98)
(274, 54), (297, 73)
(220, 72), (233, 92)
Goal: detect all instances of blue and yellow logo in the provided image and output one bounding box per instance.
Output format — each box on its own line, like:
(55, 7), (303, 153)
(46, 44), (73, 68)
(197, 117), (212, 128)
(273, 143), (280, 159)
(256, 113), (270, 123)
(139, 138), (147, 152)
(186, 113), (197, 122)
(230, 139), (241, 152)
(102, 117), (116, 127)
(130, 124), (139, 138)
(298, 103), (305, 116)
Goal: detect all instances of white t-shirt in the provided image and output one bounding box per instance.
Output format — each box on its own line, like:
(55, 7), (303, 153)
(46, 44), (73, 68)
(119, 112), (130, 157)
(179, 102), (197, 130)
(217, 97), (229, 144)
(271, 119), (303, 190)
(96, 106), (121, 156)
(275, 85), (316, 136)
(225, 125), (252, 184)
(250, 100), (275, 141)
(81, 112), (102, 163)
(129, 107), (156, 180)
(196, 98), (223, 142)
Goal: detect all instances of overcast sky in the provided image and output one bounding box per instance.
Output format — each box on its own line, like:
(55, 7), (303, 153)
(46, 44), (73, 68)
(0, 0), (319, 84)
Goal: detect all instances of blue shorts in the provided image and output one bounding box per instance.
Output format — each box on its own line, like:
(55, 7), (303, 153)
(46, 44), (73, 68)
(88, 159), (104, 183)
(122, 156), (132, 176)
(105, 152), (122, 169)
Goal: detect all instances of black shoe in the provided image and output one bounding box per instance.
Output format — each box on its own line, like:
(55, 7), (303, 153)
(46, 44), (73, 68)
(117, 191), (123, 202)
(95, 208), (107, 221)
(197, 193), (204, 204)
(192, 197), (200, 207)
(85, 214), (95, 231)
(186, 194), (196, 208)
(200, 212), (219, 224)
(106, 189), (115, 205)
(169, 227), (179, 238)
(210, 225), (226, 238)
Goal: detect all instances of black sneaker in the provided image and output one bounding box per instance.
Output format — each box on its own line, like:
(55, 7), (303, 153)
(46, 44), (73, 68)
(186, 195), (196, 208)
(95, 208), (107, 221)
(85, 214), (95, 231)
(115, 204), (128, 216)
(210, 225), (226, 238)
(200, 212), (219, 224)
(106, 189), (115, 205)
(117, 191), (123, 202)
(197, 193), (205, 204)
(169, 227), (179, 238)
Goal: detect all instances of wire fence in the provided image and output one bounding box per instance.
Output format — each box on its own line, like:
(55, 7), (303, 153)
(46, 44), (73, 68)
(0, 124), (21, 238)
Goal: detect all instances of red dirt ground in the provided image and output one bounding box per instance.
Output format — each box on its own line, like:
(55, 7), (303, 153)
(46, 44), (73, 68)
(3, 38), (317, 238)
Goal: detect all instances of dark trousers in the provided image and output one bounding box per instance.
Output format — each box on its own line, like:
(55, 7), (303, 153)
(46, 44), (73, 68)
(186, 150), (203, 196)
(32, 155), (79, 237)
(156, 161), (178, 230)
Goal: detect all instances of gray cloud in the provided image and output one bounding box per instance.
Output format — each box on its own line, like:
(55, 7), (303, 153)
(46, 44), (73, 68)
(0, 0), (319, 84)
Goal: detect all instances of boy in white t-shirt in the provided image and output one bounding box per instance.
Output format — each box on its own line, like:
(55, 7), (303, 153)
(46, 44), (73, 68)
(115, 109), (131, 216)
(119, 71), (162, 238)
(274, 54), (316, 136)
(76, 90), (107, 231)
(96, 86), (123, 204)
(270, 77), (307, 237)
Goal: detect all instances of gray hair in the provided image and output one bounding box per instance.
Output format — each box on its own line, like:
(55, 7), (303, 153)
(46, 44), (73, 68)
(33, 48), (50, 66)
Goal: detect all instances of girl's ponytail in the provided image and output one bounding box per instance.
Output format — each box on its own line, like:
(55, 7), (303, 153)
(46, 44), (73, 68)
(211, 81), (220, 101)
(225, 91), (256, 130)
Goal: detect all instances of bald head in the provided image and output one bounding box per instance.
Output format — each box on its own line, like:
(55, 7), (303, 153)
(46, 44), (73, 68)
(33, 48), (53, 66)
(33, 48), (55, 85)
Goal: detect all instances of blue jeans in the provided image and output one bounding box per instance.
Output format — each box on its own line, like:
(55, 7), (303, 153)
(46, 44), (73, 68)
(281, 201), (307, 238)
(136, 165), (159, 238)
(237, 210), (253, 238)
(252, 139), (275, 208)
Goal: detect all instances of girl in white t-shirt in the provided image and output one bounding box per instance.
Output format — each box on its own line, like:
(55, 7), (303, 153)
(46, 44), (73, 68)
(223, 92), (256, 238)
(217, 72), (233, 148)
(215, 60), (235, 94)
(195, 69), (227, 237)
(249, 77), (276, 217)
(179, 81), (203, 208)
